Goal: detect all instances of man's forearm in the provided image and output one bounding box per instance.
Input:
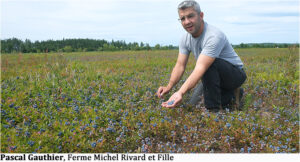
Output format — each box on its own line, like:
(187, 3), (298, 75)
(178, 55), (215, 95)
(178, 67), (204, 95)
(167, 64), (185, 89)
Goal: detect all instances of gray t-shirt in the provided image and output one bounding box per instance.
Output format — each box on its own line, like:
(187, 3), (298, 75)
(179, 21), (243, 67)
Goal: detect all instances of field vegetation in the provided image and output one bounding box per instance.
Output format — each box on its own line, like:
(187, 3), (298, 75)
(1, 48), (299, 153)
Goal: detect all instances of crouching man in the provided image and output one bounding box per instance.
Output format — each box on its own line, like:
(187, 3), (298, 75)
(156, 0), (247, 111)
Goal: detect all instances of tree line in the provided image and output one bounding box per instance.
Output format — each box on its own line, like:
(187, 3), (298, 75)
(0, 38), (177, 53)
(233, 43), (299, 48)
(1, 38), (298, 54)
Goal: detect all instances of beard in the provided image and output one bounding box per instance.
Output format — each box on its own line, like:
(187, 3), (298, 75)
(184, 19), (203, 37)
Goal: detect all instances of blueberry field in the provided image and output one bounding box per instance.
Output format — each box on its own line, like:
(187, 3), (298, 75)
(1, 48), (299, 153)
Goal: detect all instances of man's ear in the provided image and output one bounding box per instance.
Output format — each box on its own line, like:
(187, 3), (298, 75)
(200, 12), (204, 19)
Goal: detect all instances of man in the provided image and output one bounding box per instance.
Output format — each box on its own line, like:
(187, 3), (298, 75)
(156, 0), (246, 111)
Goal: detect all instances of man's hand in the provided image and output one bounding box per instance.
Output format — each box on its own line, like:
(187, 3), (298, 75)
(156, 86), (171, 98)
(161, 91), (183, 108)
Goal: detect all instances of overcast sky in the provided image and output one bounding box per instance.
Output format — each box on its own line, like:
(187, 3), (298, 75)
(1, 0), (299, 46)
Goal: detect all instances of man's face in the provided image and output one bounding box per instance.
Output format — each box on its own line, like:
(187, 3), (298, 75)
(178, 7), (203, 37)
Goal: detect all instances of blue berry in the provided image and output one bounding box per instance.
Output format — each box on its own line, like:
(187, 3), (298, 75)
(106, 127), (115, 133)
(91, 142), (96, 148)
(28, 141), (35, 147)
(58, 132), (63, 137)
(25, 131), (31, 137)
(9, 103), (14, 108)
(168, 100), (175, 105)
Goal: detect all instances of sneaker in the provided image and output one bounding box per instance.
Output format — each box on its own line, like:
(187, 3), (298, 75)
(234, 88), (244, 110)
(239, 88), (244, 110)
(223, 88), (244, 111)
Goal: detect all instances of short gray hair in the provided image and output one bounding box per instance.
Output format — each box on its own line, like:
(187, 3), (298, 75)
(178, 0), (201, 13)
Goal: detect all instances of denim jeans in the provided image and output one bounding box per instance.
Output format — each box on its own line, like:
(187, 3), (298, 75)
(189, 58), (247, 108)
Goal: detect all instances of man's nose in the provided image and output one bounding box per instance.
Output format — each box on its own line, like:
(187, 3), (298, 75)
(183, 18), (191, 25)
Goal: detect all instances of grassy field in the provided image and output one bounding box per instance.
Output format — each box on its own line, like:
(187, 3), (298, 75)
(1, 48), (299, 153)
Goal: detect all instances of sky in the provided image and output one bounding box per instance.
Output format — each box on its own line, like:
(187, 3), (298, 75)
(1, 0), (299, 46)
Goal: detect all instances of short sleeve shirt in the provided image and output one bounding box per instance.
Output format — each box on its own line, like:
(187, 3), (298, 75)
(179, 21), (243, 67)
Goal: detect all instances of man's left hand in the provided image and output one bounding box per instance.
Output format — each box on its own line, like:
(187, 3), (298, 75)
(161, 91), (183, 108)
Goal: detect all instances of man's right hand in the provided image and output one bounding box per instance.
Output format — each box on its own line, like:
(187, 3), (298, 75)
(156, 86), (171, 98)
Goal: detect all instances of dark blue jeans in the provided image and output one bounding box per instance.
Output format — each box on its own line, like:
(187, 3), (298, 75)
(202, 58), (247, 108)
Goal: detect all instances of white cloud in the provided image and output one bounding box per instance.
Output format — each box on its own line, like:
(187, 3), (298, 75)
(200, 0), (299, 43)
(1, 0), (299, 44)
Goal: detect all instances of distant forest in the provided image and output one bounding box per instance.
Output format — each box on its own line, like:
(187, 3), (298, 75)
(1, 38), (299, 54)
(0, 38), (177, 54)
